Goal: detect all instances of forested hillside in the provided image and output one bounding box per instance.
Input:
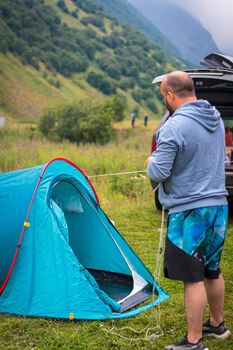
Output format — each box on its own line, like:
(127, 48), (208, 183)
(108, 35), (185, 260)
(90, 0), (182, 60)
(0, 0), (184, 119)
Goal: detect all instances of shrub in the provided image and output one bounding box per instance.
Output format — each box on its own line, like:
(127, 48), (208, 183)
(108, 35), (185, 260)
(39, 108), (58, 138)
(100, 96), (126, 122)
(142, 89), (154, 100)
(81, 15), (104, 28)
(87, 71), (103, 89)
(39, 98), (126, 144)
(99, 78), (116, 95)
(87, 71), (116, 95)
(70, 11), (78, 18)
(57, 0), (69, 14)
(78, 110), (113, 144)
(131, 91), (142, 103)
(105, 65), (121, 80)
(147, 100), (158, 113)
(120, 78), (135, 90)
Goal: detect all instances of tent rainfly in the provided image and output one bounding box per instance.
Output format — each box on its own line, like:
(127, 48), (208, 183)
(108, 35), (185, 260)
(0, 158), (168, 320)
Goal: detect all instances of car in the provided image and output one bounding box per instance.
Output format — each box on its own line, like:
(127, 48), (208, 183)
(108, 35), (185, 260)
(151, 52), (233, 209)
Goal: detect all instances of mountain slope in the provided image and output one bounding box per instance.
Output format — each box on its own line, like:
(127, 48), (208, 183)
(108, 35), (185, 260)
(0, 0), (185, 119)
(0, 53), (92, 119)
(128, 0), (220, 66)
(90, 0), (183, 60)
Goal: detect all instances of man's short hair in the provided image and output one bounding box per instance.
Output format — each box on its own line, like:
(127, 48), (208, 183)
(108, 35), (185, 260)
(164, 71), (195, 98)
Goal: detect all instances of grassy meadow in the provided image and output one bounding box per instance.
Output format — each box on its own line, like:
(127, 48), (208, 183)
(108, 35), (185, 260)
(0, 118), (232, 350)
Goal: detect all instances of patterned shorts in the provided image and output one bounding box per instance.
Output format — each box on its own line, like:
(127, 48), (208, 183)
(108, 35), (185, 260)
(164, 205), (228, 282)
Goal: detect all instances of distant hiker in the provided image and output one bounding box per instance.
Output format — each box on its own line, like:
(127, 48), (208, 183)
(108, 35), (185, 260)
(147, 71), (230, 350)
(144, 114), (149, 126)
(131, 113), (136, 127)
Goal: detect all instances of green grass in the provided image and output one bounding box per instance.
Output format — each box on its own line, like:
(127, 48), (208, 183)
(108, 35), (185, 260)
(0, 121), (232, 349)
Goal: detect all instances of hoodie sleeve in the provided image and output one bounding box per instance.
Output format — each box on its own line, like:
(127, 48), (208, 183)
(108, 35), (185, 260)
(147, 120), (179, 183)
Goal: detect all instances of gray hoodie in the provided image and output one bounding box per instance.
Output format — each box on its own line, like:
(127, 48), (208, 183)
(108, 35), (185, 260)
(147, 99), (228, 213)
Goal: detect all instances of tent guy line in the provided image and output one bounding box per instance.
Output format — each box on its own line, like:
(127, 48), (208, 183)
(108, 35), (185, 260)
(88, 169), (147, 178)
(88, 159), (233, 179)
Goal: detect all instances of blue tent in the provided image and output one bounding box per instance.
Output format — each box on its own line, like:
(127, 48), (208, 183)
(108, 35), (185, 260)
(0, 158), (168, 320)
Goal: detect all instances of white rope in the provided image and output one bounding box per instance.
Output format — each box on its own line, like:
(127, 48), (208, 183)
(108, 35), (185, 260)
(100, 186), (166, 342)
(99, 319), (163, 341)
(88, 170), (147, 178)
(86, 159), (233, 179)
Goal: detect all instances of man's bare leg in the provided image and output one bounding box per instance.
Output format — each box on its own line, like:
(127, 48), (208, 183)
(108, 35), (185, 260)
(204, 273), (225, 325)
(184, 281), (207, 343)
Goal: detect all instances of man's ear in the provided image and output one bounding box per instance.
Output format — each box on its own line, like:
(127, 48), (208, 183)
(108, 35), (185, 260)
(166, 91), (173, 102)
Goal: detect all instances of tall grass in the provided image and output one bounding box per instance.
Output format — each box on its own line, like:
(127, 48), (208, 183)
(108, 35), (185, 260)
(0, 119), (154, 175)
(0, 120), (232, 350)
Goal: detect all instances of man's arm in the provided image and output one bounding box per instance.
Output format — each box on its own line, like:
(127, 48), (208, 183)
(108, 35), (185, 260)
(147, 124), (179, 183)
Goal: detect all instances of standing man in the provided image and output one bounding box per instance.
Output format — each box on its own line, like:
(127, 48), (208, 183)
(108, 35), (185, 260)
(147, 71), (231, 350)
(131, 112), (136, 127)
(144, 114), (149, 126)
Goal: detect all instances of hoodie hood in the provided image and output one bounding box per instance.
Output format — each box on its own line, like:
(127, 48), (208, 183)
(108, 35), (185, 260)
(172, 99), (220, 132)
